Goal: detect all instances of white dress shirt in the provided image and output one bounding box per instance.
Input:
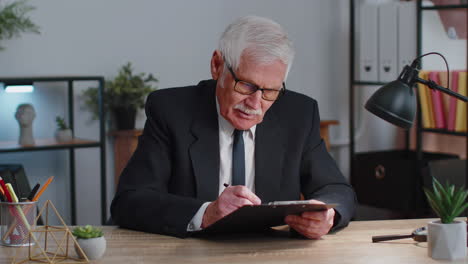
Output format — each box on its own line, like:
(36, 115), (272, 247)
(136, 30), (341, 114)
(187, 99), (256, 231)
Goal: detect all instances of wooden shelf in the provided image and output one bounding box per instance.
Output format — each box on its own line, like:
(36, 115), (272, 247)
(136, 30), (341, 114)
(0, 138), (101, 153)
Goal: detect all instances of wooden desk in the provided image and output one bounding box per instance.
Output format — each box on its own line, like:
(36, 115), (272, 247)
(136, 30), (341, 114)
(2, 219), (465, 263)
(112, 121), (339, 187)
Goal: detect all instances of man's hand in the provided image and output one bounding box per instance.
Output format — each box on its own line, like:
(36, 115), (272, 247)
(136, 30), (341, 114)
(284, 199), (335, 239)
(201, 185), (261, 228)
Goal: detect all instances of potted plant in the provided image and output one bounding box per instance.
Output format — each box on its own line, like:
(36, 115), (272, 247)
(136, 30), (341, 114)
(0, 0), (40, 50)
(82, 62), (158, 130)
(72, 225), (106, 260)
(424, 177), (468, 260)
(55, 116), (72, 142)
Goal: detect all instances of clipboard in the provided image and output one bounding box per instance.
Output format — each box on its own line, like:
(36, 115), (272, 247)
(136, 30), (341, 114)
(194, 202), (337, 234)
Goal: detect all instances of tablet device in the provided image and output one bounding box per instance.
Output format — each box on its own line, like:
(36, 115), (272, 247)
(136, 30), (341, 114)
(195, 202), (337, 234)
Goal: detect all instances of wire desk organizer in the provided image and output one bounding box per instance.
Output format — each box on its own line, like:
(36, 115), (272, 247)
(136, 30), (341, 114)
(11, 200), (89, 264)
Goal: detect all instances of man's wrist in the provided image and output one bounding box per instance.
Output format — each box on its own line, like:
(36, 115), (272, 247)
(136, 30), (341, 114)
(187, 202), (211, 231)
(201, 201), (217, 228)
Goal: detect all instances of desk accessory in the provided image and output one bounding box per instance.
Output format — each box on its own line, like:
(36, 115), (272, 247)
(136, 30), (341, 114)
(3, 176), (53, 241)
(372, 226), (427, 243)
(72, 226), (106, 260)
(424, 177), (467, 260)
(11, 200), (90, 264)
(0, 201), (36, 247)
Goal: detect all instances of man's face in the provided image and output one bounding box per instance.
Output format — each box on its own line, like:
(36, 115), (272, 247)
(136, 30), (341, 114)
(212, 52), (287, 130)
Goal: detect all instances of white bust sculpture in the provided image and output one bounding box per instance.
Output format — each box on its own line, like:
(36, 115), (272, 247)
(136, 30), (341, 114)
(15, 103), (36, 145)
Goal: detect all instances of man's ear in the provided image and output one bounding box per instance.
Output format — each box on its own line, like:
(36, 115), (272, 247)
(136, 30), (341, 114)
(210, 50), (223, 80)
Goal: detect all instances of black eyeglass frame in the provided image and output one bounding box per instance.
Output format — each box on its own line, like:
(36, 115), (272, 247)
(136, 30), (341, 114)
(226, 64), (286, 101)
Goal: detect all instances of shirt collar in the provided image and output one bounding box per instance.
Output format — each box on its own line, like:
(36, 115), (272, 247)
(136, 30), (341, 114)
(216, 97), (256, 138)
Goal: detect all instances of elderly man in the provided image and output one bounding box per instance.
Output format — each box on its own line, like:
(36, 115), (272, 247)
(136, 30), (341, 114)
(111, 16), (356, 239)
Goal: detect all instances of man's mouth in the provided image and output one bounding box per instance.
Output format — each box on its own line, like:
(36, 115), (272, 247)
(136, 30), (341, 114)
(236, 109), (255, 119)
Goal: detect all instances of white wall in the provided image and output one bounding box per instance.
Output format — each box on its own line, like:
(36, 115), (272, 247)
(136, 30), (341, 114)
(421, 7), (467, 70)
(0, 0), (351, 224)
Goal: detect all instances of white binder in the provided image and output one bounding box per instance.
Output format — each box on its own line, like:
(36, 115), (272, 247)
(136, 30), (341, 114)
(378, 3), (398, 82)
(397, 1), (417, 75)
(358, 4), (379, 82)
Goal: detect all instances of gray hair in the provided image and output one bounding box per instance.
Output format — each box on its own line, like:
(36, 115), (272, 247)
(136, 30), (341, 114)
(218, 16), (295, 84)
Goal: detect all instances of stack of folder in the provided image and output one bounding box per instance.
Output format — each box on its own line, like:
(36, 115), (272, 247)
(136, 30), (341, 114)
(417, 71), (468, 132)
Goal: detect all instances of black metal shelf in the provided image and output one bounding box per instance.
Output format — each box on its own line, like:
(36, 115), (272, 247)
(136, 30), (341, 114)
(0, 76), (104, 83)
(350, 0), (468, 217)
(0, 138), (101, 153)
(0, 76), (107, 225)
(420, 128), (468, 136)
(421, 4), (468, 10)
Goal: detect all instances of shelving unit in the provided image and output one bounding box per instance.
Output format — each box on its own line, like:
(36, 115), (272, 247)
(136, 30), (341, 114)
(0, 76), (107, 225)
(414, 0), (468, 188)
(349, 0), (467, 217)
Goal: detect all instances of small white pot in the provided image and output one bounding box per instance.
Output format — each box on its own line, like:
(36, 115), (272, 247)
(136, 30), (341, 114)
(55, 129), (72, 142)
(428, 220), (467, 260)
(75, 236), (106, 260)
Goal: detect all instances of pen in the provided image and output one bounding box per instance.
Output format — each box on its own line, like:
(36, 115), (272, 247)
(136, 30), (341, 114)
(27, 183), (40, 201)
(0, 177), (13, 202)
(33, 176), (54, 201)
(0, 185), (6, 201)
(223, 183), (229, 188)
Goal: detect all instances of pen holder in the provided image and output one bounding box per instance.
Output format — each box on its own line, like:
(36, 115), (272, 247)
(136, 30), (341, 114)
(0, 201), (37, 247)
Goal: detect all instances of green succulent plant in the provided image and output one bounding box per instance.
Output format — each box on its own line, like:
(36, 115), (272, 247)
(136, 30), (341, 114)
(72, 225), (104, 239)
(424, 177), (468, 224)
(55, 116), (69, 130)
(0, 0), (40, 50)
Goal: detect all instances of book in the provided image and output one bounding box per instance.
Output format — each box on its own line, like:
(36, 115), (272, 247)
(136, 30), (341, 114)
(447, 71), (460, 131)
(429, 71), (446, 129)
(455, 72), (467, 132)
(438, 71), (451, 130)
(417, 71), (432, 128)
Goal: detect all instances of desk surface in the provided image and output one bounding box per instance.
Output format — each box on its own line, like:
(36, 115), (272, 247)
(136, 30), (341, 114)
(1, 219), (466, 264)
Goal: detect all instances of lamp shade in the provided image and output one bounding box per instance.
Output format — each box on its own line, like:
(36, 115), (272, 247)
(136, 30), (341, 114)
(364, 79), (417, 129)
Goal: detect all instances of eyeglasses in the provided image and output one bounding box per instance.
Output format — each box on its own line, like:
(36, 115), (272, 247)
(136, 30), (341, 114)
(226, 64), (286, 101)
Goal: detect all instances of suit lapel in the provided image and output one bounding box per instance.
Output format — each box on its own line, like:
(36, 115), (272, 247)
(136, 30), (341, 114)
(254, 109), (285, 203)
(189, 82), (220, 201)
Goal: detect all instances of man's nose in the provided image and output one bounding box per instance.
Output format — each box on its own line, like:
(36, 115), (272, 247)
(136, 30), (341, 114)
(245, 90), (262, 109)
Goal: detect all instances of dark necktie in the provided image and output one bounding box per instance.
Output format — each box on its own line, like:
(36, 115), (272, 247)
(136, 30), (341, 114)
(232, 129), (245, 186)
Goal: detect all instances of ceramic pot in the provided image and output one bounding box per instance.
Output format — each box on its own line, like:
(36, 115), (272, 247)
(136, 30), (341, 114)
(55, 129), (72, 142)
(75, 236), (106, 260)
(113, 107), (136, 130)
(428, 220), (467, 260)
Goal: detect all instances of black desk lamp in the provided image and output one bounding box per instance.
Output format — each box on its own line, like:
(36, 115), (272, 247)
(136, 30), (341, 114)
(365, 52), (468, 129)
(365, 52), (468, 218)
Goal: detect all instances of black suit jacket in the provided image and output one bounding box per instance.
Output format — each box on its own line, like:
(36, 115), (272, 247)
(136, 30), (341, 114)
(111, 79), (356, 238)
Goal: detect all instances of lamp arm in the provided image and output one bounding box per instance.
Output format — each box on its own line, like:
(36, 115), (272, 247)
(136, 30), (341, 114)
(415, 77), (468, 103)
